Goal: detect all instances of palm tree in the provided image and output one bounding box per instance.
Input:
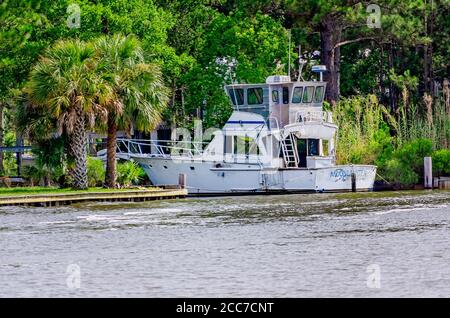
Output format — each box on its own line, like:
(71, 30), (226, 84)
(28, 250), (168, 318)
(94, 34), (170, 188)
(25, 39), (111, 189)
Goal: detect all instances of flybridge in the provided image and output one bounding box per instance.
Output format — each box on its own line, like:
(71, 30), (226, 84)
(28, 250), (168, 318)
(225, 68), (327, 128)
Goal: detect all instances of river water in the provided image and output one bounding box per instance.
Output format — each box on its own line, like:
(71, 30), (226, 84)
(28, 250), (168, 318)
(0, 190), (449, 297)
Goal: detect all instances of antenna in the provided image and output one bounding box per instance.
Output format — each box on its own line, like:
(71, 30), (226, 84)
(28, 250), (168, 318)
(297, 45), (306, 82)
(288, 29), (291, 79)
(298, 45), (300, 79)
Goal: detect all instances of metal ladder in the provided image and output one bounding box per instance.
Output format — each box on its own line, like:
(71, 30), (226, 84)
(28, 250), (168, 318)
(281, 132), (299, 168)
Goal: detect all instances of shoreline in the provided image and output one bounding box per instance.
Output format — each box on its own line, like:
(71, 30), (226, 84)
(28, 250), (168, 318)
(0, 188), (187, 207)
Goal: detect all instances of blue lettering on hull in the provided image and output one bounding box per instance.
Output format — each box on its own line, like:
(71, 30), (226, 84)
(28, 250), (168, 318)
(330, 168), (369, 182)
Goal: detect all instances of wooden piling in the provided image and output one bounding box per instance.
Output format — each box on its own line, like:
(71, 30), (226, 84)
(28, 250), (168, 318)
(351, 172), (356, 192)
(424, 157), (433, 189)
(178, 173), (187, 189)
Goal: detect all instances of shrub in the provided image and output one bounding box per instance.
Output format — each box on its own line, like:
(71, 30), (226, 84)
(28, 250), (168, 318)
(87, 157), (105, 187)
(394, 138), (433, 175)
(117, 161), (146, 187)
(372, 123), (395, 168)
(22, 137), (66, 186)
(382, 138), (433, 185)
(432, 149), (450, 176)
(383, 158), (419, 186)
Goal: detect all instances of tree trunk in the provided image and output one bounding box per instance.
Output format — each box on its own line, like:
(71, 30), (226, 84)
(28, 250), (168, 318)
(105, 113), (117, 188)
(16, 135), (23, 176)
(69, 105), (88, 189)
(379, 44), (385, 98)
(181, 86), (186, 119)
(0, 103), (4, 175)
(320, 16), (342, 105)
(388, 43), (397, 111)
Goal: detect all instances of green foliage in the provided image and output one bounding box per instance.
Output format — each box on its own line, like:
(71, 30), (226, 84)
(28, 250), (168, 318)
(93, 34), (170, 133)
(340, 44), (385, 96)
(432, 149), (450, 177)
(383, 138), (434, 186)
(177, 9), (290, 128)
(334, 94), (445, 187)
(23, 137), (66, 186)
(87, 157), (105, 187)
(394, 138), (433, 172)
(201, 11), (289, 83)
(334, 95), (393, 165)
(395, 97), (450, 149)
(1, 131), (18, 176)
(383, 158), (419, 186)
(372, 124), (395, 169)
(0, 0), (174, 94)
(389, 69), (419, 92)
(117, 161), (146, 187)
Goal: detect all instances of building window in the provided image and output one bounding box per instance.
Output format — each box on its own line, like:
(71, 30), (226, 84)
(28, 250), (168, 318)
(302, 86), (315, 103)
(272, 90), (279, 103)
(247, 87), (264, 105)
(292, 87), (303, 103)
(228, 88), (244, 105)
(314, 86), (324, 103)
(282, 87), (289, 104)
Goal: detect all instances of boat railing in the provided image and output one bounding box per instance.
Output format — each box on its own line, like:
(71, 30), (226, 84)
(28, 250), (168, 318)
(116, 139), (208, 158)
(294, 110), (333, 124)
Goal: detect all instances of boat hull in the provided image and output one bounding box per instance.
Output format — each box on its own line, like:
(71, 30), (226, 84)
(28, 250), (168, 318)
(133, 156), (377, 195)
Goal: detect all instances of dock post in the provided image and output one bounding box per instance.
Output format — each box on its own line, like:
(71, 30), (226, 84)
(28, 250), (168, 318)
(351, 172), (356, 192)
(178, 173), (187, 189)
(424, 157), (433, 189)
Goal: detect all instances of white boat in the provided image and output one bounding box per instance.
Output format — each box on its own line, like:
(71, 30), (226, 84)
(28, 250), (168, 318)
(116, 68), (376, 195)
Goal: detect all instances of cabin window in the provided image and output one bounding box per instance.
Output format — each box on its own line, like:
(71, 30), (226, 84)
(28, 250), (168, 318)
(282, 87), (289, 104)
(292, 87), (304, 103)
(247, 87), (264, 105)
(314, 86), (324, 103)
(302, 86), (315, 103)
(322, 140), (329, 156)
(246, 137), (260, 155)
(228, 88), (244, 105)
(307, 139), (320, 156)
(272, 90), (279, 103)
(233, 136), (242, 154)
(233, 136), (259, 155)
(224, 135), (233, 153)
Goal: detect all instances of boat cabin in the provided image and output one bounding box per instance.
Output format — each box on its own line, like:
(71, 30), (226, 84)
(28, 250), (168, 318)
(219, 73), (337, 169)
(225, 75), (326, 129)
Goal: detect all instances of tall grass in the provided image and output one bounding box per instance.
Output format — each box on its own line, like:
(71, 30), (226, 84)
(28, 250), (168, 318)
(332, 95), (393, 165)
(333, 93), (450, 167)
(395, 96), (450, 149)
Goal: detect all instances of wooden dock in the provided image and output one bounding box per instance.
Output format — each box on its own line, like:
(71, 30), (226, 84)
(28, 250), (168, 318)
(0, 188), (187, 207)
